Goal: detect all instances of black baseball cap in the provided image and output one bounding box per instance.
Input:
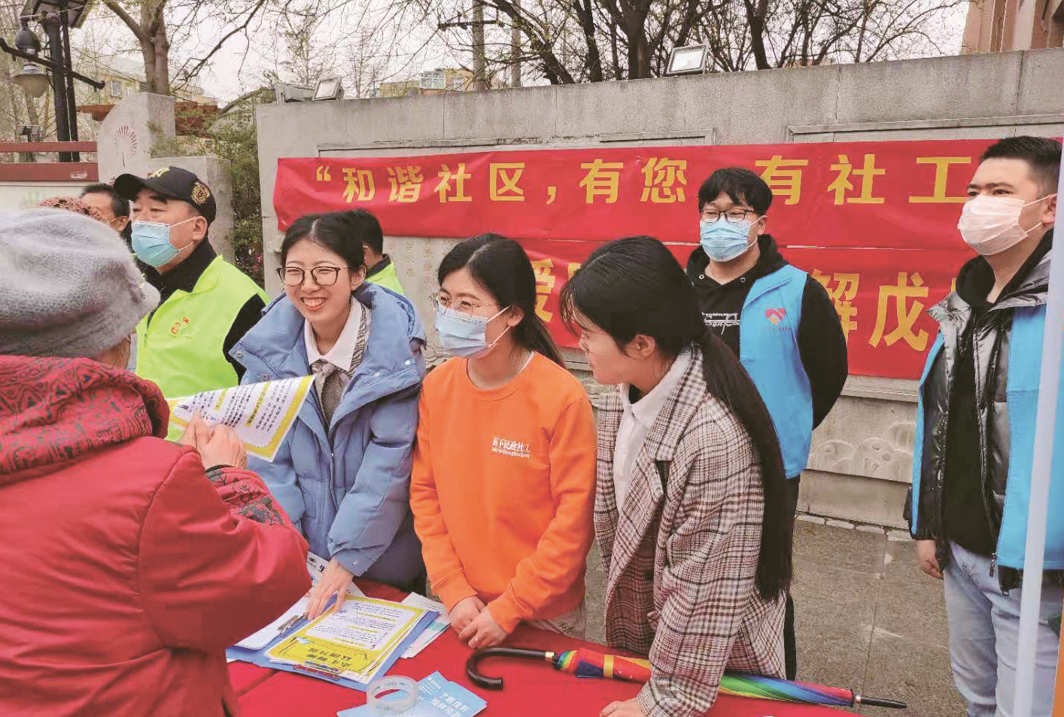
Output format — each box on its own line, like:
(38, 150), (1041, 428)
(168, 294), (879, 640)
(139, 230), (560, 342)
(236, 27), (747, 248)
(115, 166), (217, 225)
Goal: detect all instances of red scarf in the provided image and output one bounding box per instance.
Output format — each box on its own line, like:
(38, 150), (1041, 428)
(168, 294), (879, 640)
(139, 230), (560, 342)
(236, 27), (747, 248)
(0, 356), (169, 479)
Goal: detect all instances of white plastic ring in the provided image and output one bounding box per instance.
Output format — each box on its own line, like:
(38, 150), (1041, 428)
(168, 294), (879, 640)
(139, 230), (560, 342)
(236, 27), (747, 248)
(366, 676), (419, 714)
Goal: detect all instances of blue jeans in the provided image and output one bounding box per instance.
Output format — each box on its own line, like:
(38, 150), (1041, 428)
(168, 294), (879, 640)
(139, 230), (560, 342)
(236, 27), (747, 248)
(944, 542), (1062, 717)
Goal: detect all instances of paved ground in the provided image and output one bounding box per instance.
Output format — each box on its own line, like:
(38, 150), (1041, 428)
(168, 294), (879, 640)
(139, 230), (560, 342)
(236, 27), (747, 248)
(582, 516), (965, 716)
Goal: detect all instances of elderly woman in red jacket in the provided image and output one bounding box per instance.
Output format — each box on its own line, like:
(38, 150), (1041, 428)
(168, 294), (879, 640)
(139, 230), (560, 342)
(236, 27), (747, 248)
(0, 209), (311, 717)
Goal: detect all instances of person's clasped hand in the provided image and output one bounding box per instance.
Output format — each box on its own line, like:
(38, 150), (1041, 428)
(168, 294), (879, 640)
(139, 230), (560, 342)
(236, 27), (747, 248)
(305, 557), (355, 620)
(458, 605), (508, 650)
(448, 596), (485, 635)
(179, 412), (247, 470)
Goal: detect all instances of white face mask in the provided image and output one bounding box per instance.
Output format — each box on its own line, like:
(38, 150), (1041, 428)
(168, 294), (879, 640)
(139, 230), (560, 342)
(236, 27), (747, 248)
(957, 194), (1054, 256)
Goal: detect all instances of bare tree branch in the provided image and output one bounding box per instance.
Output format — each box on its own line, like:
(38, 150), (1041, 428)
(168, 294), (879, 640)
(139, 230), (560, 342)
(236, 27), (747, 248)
(174, 0), (271, 83)
(102, 0), (150, 44)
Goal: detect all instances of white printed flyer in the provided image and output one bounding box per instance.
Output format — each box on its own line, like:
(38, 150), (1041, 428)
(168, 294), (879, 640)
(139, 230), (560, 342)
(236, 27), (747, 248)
(166, 375), (314, 462)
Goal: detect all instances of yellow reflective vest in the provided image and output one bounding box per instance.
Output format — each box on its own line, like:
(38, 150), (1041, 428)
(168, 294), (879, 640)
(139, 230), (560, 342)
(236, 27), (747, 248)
(135, 255), (267, 417)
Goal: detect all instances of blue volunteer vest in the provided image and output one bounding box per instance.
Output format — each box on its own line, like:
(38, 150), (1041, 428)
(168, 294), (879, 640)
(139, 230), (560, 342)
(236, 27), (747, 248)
(911, 305), (1064, 570)
(738, 264), (813, 479)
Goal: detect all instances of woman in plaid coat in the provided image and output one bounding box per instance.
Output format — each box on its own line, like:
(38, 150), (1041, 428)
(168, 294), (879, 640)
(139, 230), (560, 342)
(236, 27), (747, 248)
(561, 237), (794, 717)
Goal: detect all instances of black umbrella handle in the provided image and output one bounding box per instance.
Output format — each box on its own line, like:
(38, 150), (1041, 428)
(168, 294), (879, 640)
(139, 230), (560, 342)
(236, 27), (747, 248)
(465, 647), (552, 690)
(856, 695), (908, 709)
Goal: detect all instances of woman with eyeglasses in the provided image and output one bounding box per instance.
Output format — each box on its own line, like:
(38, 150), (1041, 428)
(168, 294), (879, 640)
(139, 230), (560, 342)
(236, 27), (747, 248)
(232, 211), (426, 618)
(409, 234), (596, 650)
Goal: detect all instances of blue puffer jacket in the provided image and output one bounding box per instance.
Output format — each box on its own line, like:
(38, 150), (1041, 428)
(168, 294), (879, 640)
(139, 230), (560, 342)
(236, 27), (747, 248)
(231, 283), (426, 589)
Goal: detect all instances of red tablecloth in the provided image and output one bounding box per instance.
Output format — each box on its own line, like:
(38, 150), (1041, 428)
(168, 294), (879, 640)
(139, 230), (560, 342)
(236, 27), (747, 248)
(232, 581), (843, 717)
(228, 661), (277, 697)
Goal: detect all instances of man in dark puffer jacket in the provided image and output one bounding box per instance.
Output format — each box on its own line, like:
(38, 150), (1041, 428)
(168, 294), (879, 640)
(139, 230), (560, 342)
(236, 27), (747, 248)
(905, 136), (1062, 717)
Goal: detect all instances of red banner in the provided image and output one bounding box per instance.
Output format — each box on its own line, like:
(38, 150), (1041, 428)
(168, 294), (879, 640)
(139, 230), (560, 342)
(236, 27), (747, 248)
(519, 239), (965, 380)
(273, 139), (998, 379)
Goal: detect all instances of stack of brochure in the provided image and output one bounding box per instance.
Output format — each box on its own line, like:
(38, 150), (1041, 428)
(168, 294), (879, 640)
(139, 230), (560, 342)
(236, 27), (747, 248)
(235, 553), (365, 652)
(227, 553), (437, 690)
(400, 595), (449, 659)
(265, 596), (432, 685)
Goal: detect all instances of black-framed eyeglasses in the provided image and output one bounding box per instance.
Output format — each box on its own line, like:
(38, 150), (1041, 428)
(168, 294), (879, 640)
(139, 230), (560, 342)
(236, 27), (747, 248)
(701, 208), (760, 225)
(277, 265), (349, 287)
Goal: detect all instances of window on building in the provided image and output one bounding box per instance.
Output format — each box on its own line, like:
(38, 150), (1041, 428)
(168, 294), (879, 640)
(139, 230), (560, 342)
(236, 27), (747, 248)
(453, 78), (463, 91)
(109, 80), (123, 98)
(419, 70), (445, 90)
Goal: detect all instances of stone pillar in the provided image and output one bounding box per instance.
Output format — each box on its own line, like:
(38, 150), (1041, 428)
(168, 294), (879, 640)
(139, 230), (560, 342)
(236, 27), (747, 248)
(149, 156), (236, 265)
(96, 94), (176, 184)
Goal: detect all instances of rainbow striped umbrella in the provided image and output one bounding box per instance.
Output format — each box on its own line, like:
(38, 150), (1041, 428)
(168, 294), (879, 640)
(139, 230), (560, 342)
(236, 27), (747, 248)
(466, 647), (906, 710)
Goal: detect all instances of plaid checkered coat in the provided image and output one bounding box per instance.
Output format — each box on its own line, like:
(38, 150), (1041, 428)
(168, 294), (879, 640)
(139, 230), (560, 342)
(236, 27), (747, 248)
(596, 350), (786, 717)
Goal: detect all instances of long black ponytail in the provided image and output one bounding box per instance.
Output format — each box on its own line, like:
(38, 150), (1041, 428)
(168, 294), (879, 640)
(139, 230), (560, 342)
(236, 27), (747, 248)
(560, 236), (792, 599)
(438, 234), (565, 367)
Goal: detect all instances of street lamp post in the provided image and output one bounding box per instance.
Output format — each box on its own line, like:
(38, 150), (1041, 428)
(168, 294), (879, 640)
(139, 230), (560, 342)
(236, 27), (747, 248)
(0, 0), (103, 163)
(40, 11), (73, 161)
(12, 18), (48, 98)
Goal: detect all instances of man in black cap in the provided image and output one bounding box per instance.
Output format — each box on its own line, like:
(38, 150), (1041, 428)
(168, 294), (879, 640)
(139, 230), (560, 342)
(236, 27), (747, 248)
(116, 167), (266, 429)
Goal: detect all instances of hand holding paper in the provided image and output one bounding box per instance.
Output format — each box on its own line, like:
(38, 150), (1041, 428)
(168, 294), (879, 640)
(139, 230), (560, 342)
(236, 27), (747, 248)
(180, 413), (248, 469)
(178, 411), (211, 450)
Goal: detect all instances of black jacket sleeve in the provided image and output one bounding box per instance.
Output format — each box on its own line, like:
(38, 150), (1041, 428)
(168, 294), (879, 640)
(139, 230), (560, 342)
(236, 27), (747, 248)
(797, 277), (849, 428)
(223, 294), (266, 380)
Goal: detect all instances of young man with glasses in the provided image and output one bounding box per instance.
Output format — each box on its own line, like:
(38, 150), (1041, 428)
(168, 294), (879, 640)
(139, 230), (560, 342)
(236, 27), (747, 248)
(115, 167), (267, 422)
(686, 167), (848, 681)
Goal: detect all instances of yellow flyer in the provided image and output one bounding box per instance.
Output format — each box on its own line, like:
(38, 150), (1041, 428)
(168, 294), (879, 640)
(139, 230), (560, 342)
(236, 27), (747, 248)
(266, 596), (427, 684)
(166, 375), (313, 461)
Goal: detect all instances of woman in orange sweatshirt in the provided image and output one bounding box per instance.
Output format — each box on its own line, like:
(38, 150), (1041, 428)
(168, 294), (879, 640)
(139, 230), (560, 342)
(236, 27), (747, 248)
(410, 234), (597, 650)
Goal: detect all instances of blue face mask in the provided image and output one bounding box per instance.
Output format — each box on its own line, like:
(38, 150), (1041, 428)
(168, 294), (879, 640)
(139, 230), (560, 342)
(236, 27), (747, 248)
(435, 305), (511, 358)
(699, 218), (754, 263)
(131, 217), (196, 268)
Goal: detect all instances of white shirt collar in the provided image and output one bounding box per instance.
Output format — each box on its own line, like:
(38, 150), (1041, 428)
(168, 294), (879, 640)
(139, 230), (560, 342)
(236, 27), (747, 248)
(619, 348), (692, 429)
(304, 297), (364, 372)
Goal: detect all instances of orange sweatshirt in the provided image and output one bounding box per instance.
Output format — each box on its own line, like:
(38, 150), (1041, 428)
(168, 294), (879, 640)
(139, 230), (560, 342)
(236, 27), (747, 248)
(410, 353), (597, 633)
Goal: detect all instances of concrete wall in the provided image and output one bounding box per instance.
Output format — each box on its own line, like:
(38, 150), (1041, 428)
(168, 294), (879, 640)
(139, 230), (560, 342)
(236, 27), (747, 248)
(257, 48), (1064, 528)
(0, 180), (91, 210)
